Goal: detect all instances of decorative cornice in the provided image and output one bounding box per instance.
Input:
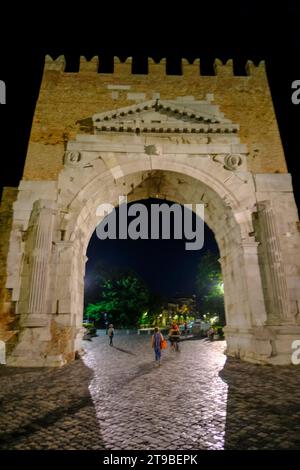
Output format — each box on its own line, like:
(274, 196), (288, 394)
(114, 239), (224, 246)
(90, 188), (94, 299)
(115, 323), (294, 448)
(77, 99), (240, 135)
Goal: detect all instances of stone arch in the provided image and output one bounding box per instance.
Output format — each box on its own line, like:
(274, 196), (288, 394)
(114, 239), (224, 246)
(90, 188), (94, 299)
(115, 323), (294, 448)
(75, 167), (257, 330)
(24, 148), (264, 367)
(3, 111), (300, 367)
(1, 57), (300, 368)
(61, 158), (253, 247)
(62, 165), (246, 246)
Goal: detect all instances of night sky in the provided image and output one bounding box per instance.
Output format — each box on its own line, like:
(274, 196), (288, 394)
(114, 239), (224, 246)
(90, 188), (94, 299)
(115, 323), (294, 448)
(0, 3), (299, 299)
(86, 199), (218, 299)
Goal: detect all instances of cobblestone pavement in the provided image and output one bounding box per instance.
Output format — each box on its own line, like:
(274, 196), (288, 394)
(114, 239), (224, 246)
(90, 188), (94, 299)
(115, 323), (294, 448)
(0, 332), (300, 450)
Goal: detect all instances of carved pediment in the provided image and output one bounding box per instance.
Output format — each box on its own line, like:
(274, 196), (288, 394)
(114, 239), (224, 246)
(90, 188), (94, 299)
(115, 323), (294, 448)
(77, 97), (239, 135)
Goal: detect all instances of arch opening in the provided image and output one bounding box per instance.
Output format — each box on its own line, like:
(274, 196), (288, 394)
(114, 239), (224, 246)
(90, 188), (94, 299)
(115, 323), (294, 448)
(84, 197), (225, 335)
(56, 167), (261, 367)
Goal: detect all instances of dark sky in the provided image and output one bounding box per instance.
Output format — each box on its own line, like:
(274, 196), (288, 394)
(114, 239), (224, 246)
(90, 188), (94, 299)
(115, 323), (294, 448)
(0, 4), (299, 200)
(0, 3), (299, 298)
(86, 199), (218, 299)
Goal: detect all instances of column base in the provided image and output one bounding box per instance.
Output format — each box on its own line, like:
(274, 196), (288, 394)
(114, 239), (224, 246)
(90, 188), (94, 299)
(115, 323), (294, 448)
(224, 325), (300, 365)
(6, 354), (68, 367)
(5, 320), (83, 367)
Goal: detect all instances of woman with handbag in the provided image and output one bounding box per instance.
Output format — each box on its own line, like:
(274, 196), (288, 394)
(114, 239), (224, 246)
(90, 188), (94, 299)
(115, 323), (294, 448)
(151, 327), (166, 366)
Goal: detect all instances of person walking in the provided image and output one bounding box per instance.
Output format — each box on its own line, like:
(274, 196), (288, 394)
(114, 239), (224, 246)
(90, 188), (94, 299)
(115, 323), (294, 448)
(108, 323), (114, 346)
(151, 327), (164, 366)
(168, 322), (180, 351)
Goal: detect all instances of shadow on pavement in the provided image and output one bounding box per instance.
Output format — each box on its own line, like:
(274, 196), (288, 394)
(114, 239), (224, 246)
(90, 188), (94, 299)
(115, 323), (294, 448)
(112, 346), (136, 355)
(219, 357), (300, 450)
(0, 359), (105, 450)
(179, 335), (210, 342)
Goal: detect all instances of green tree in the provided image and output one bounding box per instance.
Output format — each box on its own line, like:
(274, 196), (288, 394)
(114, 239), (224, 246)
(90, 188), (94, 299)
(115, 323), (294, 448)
(195, 251), (222, 297)
(195, 251), (225, 324)
(85, 274), (150, 327)
(146, 291), (165, 325)
(203, 284), (225, 325)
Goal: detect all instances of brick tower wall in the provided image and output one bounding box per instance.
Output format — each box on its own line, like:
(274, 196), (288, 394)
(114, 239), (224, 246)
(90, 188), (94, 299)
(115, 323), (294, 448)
(22, 56), (287, 181)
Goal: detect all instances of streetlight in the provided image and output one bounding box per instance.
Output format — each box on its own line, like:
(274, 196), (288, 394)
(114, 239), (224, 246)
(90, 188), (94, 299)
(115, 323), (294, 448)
(104, 312), (108, 334)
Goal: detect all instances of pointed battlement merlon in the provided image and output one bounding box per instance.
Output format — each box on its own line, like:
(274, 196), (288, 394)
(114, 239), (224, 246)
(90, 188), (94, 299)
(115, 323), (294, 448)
(43, 55), (267, 78)
(214, 59), (234, 76)
(44, 55), (66, 72)
(113, 57), (132, 74)
(181, 59), (200, 76)
(148, 58), (167, 76)
(246, 60), (266, 77)
(80, 56), (99, 72)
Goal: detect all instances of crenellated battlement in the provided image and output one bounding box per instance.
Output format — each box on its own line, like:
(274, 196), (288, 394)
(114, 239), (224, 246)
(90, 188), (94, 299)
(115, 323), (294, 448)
(31, 52), (284, 179)
(79, 56), (99, 72)
(44, 55), (266, 77)
(45, 55), (66, 71)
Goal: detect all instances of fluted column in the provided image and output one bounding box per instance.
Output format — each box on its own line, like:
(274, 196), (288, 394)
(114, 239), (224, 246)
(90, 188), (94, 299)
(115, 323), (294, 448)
(257, 201), (290, 323)
(240, 239), (268, 327)
(21, 200), (56, 326)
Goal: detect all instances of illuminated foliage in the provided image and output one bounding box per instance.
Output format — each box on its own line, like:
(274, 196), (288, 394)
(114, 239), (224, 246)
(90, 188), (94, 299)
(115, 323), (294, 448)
(85, 274), (150, 327)
(195, 251), (225, 324)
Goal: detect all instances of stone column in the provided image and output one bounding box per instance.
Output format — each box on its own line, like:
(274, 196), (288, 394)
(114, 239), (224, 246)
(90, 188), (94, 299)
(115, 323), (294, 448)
(7, 200), (57, 366)
(240, 239), (268, 327)
(257, 201), (290, 324)
(21, 200), (57, 327)
(50, 237), (86, 361)
(28, 202), (56, 317)
(222, 231), (272, 363)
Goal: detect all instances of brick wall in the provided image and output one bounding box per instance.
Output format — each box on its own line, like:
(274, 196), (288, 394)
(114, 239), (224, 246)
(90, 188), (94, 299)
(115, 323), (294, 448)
(22, 56), (287, 181)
